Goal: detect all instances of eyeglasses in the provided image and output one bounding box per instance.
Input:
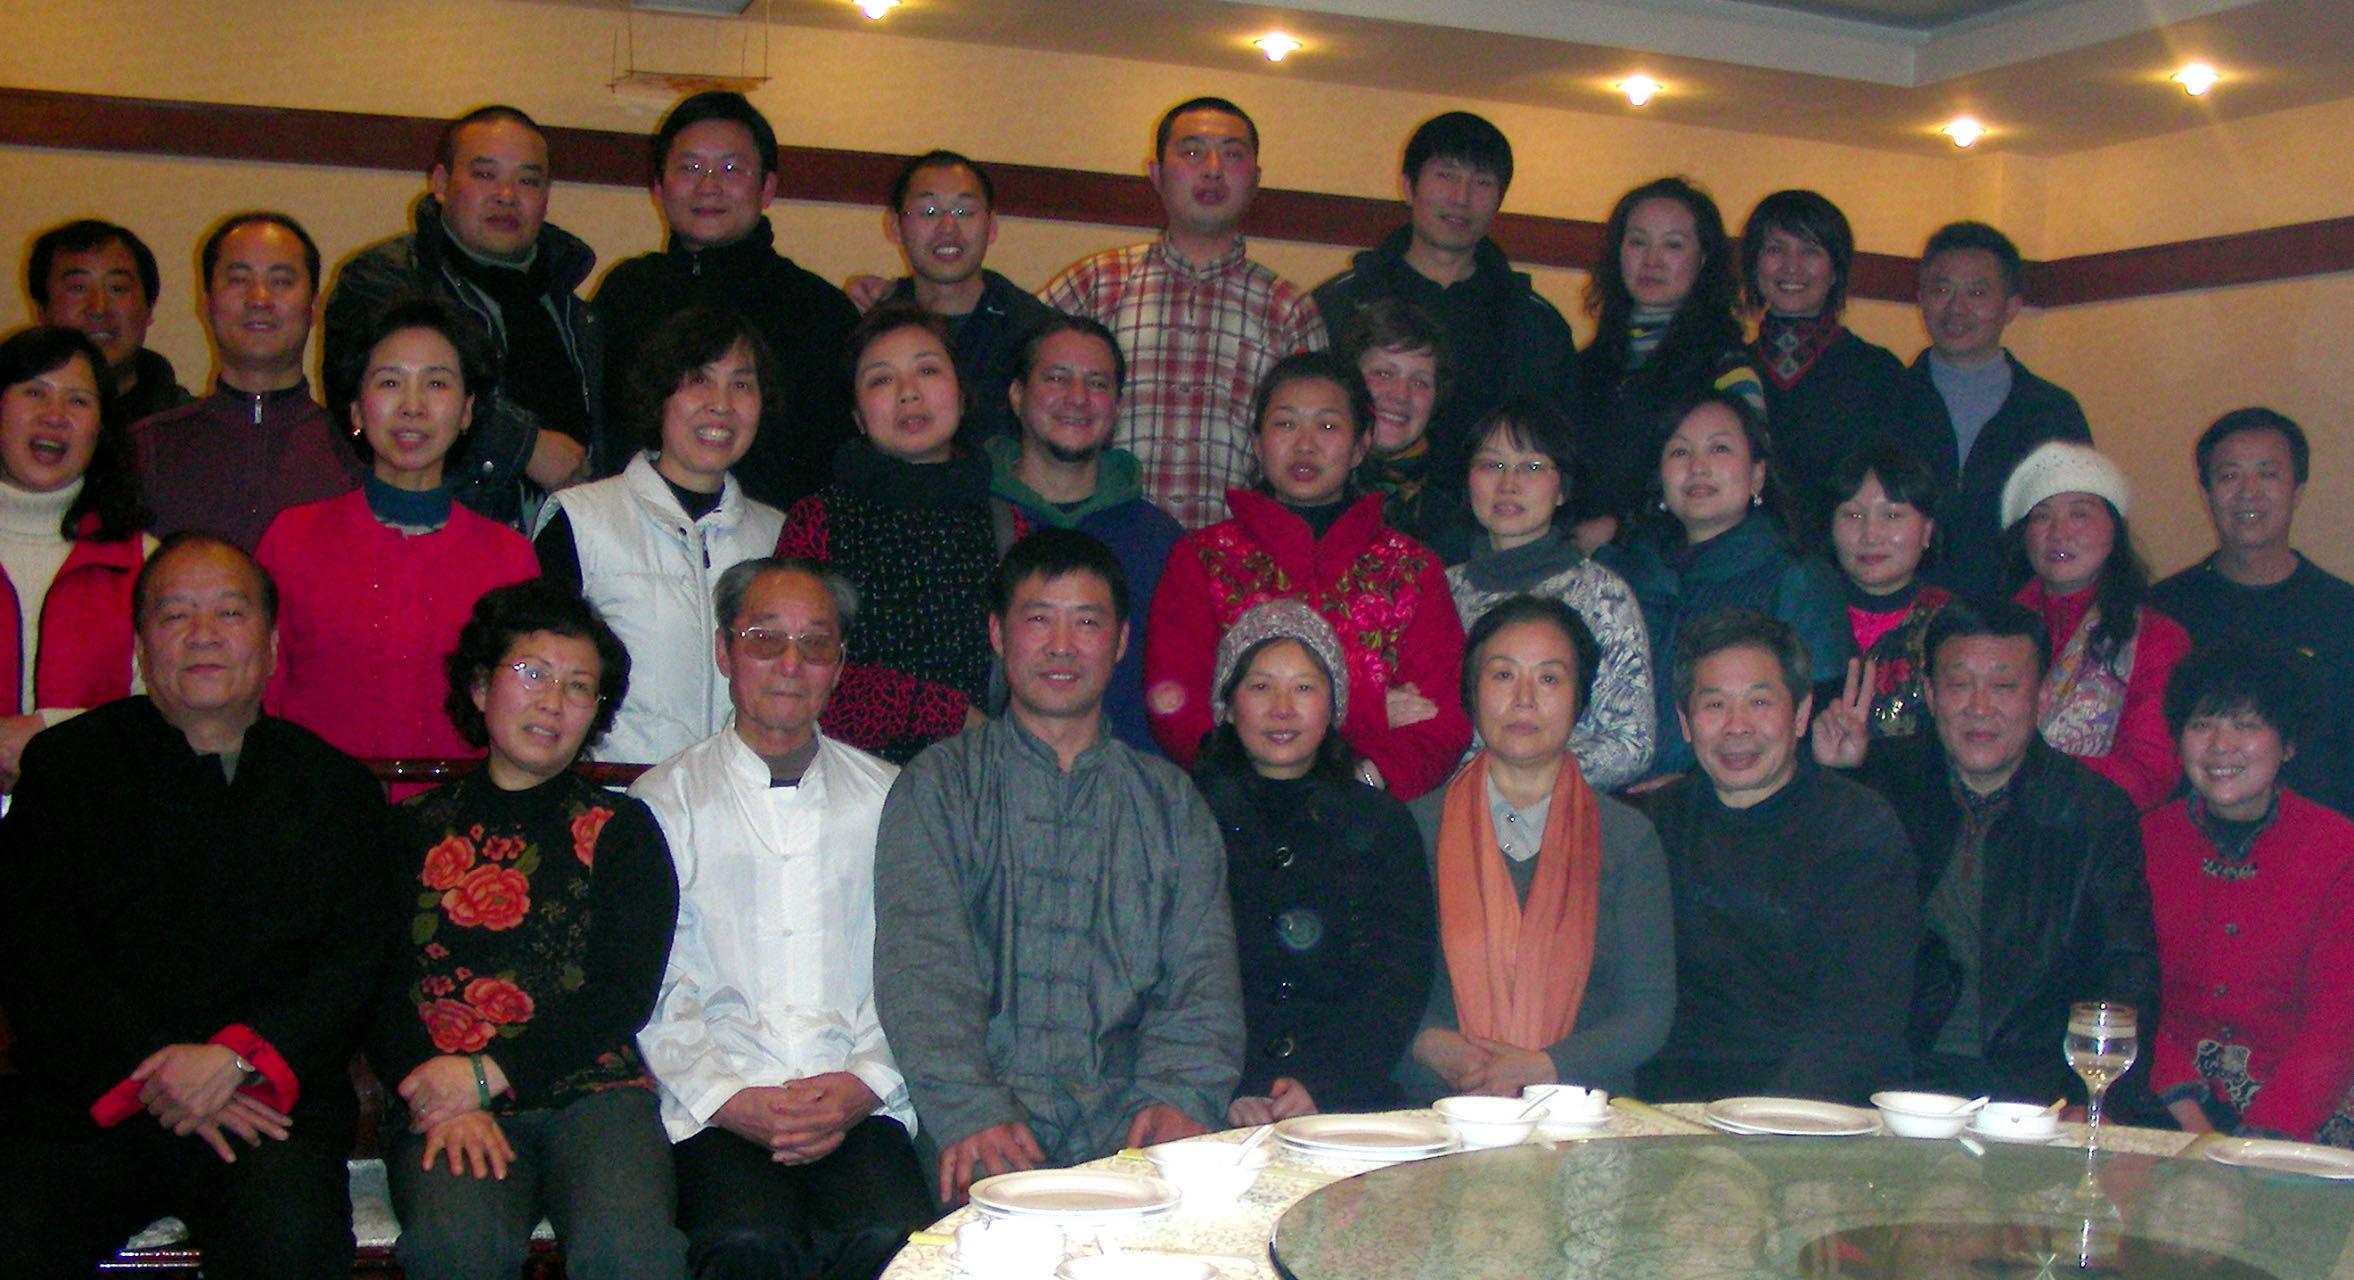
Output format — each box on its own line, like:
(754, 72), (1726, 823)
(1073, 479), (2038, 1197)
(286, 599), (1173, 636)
(669, 158), (755, 185)
(728, 627), (844, 665)
(1472, 458), (1560, 478)
(503, 661), (603, 708)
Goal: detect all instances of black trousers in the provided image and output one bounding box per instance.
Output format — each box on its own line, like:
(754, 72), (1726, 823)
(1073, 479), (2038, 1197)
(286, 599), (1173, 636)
(674, 1115), (934, 1280)
(0, 1116), (351, 1280)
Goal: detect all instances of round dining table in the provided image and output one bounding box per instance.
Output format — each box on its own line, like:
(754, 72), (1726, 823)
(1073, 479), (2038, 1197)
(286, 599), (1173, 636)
(878, 1100), (2354, 1279)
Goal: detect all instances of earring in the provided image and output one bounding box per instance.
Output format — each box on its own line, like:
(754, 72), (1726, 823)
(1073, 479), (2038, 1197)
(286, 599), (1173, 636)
(1750, 492), (1763, 508)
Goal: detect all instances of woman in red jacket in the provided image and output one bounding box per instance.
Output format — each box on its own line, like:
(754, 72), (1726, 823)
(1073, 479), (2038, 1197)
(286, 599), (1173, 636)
(0, 325), (151, 791)
(1146, 350), (1469, 800)
(2144, 643), (2354, 1146)
(1998, 441), (2189, 811)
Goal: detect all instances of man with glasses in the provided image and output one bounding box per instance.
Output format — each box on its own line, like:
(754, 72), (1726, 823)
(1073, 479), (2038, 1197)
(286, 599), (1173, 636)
(846, 150), (1053, 443)
(633, 557), (931, 1280)
(595, 92), (861, 510)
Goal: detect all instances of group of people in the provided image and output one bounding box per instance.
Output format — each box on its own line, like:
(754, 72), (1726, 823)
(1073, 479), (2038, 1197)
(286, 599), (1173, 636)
(0, 83), (2347, 1280)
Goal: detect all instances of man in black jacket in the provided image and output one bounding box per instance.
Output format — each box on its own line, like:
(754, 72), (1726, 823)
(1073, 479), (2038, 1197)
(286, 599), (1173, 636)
(1311, 111), (1575, 488)
(1816, 597), (2161, 1118)
(325, 104), (605, 527)
(26, 219), (193, 425)
(0, 534), (386, 1278)
(1905, 221), (2091, 601)
(595, 91), (860, 510)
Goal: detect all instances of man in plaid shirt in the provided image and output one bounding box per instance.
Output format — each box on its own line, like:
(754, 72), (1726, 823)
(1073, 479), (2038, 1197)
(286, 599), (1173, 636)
(1041, 97), (1325, 531)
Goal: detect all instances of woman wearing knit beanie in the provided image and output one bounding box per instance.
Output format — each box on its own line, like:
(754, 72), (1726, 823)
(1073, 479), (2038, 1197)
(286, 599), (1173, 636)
(1999, 440), (2191, 812)
(1193, 599), (1434, 1123)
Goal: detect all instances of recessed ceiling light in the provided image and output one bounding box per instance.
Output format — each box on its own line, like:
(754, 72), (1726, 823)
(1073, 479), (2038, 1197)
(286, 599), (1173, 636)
(1252, 33), (1302, 62)
(1615, 76), (1663, 107)
(1940, 117), (1986, 147)
(2172, 63), (2220, 96)
(855, 0), (898, 17)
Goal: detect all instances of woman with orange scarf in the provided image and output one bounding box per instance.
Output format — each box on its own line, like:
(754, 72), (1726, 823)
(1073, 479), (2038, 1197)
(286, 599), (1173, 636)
(1403, 594), (1676, 1100)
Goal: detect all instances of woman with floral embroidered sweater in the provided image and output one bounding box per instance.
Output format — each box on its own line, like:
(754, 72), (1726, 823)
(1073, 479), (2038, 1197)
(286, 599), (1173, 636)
(775, 302), (996, 763)
(0, 325), (154, 793)
(1998, 441), (2189, 812)
(257, 298), (537, 791)
(370, 579), (686, 1280)
(1146, 350), (1470, 800)
(2144, 643), (2354, 1147)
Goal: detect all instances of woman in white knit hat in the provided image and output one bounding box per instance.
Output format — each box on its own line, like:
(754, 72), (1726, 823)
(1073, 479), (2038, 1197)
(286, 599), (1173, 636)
(1998, 440), (2191, 812)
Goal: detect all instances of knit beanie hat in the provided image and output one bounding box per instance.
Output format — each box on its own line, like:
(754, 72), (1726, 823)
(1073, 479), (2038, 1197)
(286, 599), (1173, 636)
(2000, 441), (2130, 530)
(1210, 599), (1349, 725)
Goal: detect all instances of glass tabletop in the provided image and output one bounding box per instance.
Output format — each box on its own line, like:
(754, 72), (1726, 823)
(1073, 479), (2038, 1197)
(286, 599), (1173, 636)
(1270, 1135), (2354, 1279)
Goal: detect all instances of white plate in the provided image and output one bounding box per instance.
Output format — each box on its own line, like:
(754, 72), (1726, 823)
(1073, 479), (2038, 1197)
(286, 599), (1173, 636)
(969, 1170), (1181, 1220)
(1274, 1114), (1457, 1156)
(1703, 1097), (1881, 1137)
(1059, 1254), (1222, 1279)
(2204, 1138), (2354, 1180)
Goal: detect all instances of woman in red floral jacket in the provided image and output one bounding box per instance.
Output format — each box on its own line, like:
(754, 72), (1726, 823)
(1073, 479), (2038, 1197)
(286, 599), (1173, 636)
(1146, 351), (1470, 800)
(369, 579), (686, 1280)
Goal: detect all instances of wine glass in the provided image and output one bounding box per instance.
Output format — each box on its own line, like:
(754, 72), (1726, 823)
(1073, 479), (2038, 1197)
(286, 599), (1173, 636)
(2064, 1001), (2138, 1152)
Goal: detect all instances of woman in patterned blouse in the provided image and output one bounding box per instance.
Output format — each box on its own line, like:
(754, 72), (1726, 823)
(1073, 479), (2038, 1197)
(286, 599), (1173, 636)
(369, 579), (686, 1280)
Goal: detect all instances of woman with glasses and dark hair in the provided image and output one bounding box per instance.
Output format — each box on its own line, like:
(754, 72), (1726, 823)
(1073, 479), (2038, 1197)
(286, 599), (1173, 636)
(2144, 642), (2354, 1147)
(1570, 176), (1764, 547)
(536, 305), (784, 766)
(1446, 396), (1654, 789)
(1739, 189), (1923, 539)
(257, 296), (537, 791)
(0, 324), (152, 790)
(371, 577), (686, 1280)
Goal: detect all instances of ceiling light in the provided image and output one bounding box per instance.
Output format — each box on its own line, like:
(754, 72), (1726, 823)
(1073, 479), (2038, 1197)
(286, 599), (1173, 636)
(1252, 34), (1302, 62)
(855, 0), (897, 17)
(1941, 117), (1985, 148)
(1615, 76), (1662, 107)
(2172, 63), (2220, 96)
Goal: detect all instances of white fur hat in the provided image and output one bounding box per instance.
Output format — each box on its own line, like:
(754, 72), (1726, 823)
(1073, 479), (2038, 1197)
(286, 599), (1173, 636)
(2000, 441), (2130, 530)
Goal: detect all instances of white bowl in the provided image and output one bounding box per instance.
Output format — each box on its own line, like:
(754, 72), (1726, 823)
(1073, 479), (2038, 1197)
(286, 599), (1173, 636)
(1870, 1090), (1974, 1138)
(1144, 1140), (1271, 1206)
(1522, 1083), (1611, 1130)
(1972, 1102), (2062, 1141)
(1059, 1255), (1218, 1280)
(1434, 1095), (1542, 1148)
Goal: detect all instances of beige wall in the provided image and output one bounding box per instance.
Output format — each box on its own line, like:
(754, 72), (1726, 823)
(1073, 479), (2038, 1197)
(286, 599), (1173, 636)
(3, 0), (2348, 575)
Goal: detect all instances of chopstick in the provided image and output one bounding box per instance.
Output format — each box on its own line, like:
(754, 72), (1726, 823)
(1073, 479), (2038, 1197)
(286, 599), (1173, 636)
(1610, 1096), (1713, 1134)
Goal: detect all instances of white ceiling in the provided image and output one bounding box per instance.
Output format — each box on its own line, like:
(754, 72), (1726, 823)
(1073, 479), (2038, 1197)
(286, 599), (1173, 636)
(736, 0), (2353, 156)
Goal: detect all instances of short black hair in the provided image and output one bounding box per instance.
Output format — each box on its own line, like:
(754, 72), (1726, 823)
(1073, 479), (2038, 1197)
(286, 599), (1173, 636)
(1336, 297), (1455, 398)
(712, 555), (860, 638)
(444, 579), (630, 751)
(1923, 596), (2051, 682)
(2195, 407), (2309, 488)
(1466, 395), (1582, 533)
(1739, 188), (1855, 316)
(623, 306), (776, 453)
(653, 91), (778, 180)
(1250, 351), (1373, 442)
(1639, 388), (1787, 540)
(328, 295), (499, 473)
(1402, 111), (1512, 193)
(199, 211), (321, 293)
(1671, 607), (1810, 712)
(1011, 312), (1126, 394)
(0, 325), (145, 541)
(27, 219), (161, 308)
(1921, 220), (2023, 297)
(1153, 97), (1258, 159)
(992, 527), (1130, 625)
(134, 531), (278, 627)
(436, 104), (544, 175)
(888, 148), (993, 211)
(1460, 594), (1600, 723)
(2163, 640), (2314, 752)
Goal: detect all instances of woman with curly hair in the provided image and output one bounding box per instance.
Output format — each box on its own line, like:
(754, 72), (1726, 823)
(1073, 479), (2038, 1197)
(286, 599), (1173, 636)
(1570, 176), (1764, 547)
(370, 578), (686, 1280)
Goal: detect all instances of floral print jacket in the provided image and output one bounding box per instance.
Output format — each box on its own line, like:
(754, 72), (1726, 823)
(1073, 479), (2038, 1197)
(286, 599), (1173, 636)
(370, 768), (680, 1112)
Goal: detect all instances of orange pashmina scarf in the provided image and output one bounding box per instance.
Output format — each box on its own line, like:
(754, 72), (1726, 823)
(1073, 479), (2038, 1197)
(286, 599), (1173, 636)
(1434, 752), (1603, 1051)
